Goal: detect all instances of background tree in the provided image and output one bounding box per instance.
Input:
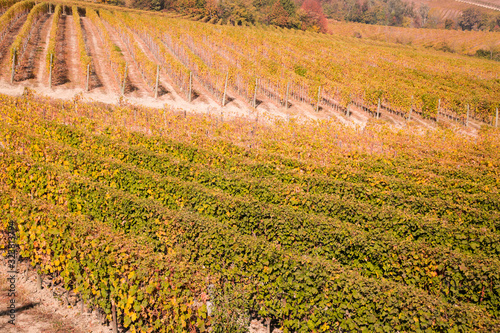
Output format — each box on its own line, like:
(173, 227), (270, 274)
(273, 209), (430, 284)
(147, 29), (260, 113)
(280, 0), (296, 17)
(492, 14), (500, 31)
(459, 7), (482, 30)
(445, 18), (454, 29)
(386, 0), (407, 26)
(300, 0), (328, 32)
(269, 0), (290, 26)
(418, 4), (429, 27)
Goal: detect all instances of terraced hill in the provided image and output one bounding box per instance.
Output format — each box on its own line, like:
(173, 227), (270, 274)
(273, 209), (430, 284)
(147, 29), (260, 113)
(0, 0), (499, 130)
(1, 2), (500, 332)
(1, 87), (500, 331)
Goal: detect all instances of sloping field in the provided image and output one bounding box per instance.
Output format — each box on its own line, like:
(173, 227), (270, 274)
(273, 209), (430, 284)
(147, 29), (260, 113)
(329, 20), (500, 55)
(455, 0), (500, 11)
(1, 1), (500, 332)
(0, 0), (499, 129)
(1, 88), (500, 331)
(408, 0), (499, 20)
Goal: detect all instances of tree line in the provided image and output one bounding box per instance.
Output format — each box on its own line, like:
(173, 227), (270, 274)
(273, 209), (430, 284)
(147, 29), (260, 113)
(100, 0), (500, 33)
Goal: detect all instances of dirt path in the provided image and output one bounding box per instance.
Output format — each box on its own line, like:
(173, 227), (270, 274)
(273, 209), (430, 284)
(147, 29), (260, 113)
(0, 259), (113, 333)
(131, 29), (185, 99)
(23, 14), (54, 87)
(53, 14), (69, 87)
(127, 27), (224, 111)
(28, 14), (52, 86)
(81, 17), (117, 95)
(102, 21), (150, 98)
(64, 15), (81, 89)
(0, 14), (28, 81)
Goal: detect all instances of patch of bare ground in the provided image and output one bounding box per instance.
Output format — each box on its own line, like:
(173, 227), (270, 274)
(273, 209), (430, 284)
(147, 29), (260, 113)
(63, 15), (82, 90)
(0, 259), (113, 333)
(249, 319), (283, 333)
(0, 14), (27, 79)
(101, 20), (150, 98)
(62, 15), (82, 90)
(52, 14), (69, 86)
(80, 17), (117, 95)
(16, 13), (52, 84)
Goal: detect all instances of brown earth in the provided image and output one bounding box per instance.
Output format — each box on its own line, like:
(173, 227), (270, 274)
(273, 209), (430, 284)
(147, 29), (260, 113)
(80, 17), (117, 94)
(0, 14), (28, 80)
(27, 14), (52, 85)
(53, 14), (69, 86)
(0, 259), (113, 333)
(64, 15), (82, 90)
(102, 20), (150, 98)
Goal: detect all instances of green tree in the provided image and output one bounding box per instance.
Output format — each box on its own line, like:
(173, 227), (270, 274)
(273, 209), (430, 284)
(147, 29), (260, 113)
(445, 18), (454, 29)
(459, 7), (482, 30)
(151, 0), (163, 11)
(270, 0), (290, 26)
(419, 4), (429, 27)
(280, 0), (296, 17)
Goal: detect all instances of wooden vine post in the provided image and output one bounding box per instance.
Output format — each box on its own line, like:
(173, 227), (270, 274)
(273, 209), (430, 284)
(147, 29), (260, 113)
(377, 98), (381, 118)
(316, 86), (321, 112)
(253, 78), (258, 108)
(495, 107), (498, 128)
(86, 64), (90, 92)
(121, 63), (128, 96)
(11, 51), (16, 84)
(408, 95), (413, 121)
(154, 65), (159, 99)
(285, 82), (290, 110)
(36, 265), (42, 290)
(466, 104), (469, 127)
(188, 72), (192, 102)
(222, 72), (228, 106)
(437, 98), (441, 123)
(111, 300), (118, 333)
(49, 54), (53, 88)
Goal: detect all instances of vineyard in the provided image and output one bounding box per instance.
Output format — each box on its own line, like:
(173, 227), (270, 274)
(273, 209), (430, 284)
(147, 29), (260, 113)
(0, 0), (499, 128)
(408, 0), (499, 21)
(1, 87), (500, 331)
(329, 20), (500, 58)
(1, 1), (500, 332)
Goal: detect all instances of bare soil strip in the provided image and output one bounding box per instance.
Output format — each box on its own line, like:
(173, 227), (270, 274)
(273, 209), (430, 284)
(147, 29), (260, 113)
(15, 14), (50, 83)
(27, 13), (52, 85)
(78, 16), (102, 91)
(0, 259), (113, 333)
(53, 14), (69, 86)
(0, 14), (27, 80)
(102, 20), (150, 98)
(80, 17), (117, 94)
(64, 15), (81, 89)
(129, 28), (177, 98)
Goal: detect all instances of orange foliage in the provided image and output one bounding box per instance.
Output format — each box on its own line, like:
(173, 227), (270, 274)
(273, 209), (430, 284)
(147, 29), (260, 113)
(300, 0), (328, 33)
